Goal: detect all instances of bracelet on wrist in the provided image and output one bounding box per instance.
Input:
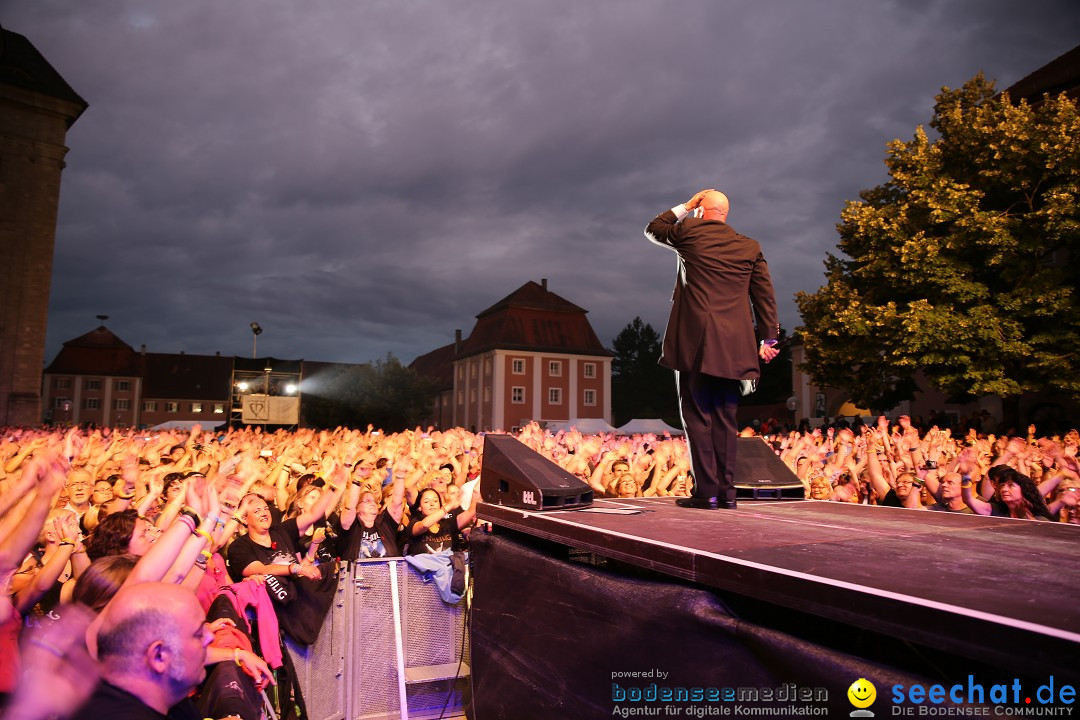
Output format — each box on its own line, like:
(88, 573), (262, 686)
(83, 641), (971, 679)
(176, 514), (197, 534)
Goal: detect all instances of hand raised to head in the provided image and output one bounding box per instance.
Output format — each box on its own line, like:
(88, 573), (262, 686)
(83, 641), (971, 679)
(685, 189), (717, 210)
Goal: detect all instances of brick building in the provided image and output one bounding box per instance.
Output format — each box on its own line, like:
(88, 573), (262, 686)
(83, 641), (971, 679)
(0, 29), (87, 426)
(42, 325), (233, 427)
(411, 279), (612, 432)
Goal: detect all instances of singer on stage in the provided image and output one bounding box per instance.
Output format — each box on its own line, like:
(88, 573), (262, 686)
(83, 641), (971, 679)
(645, 189), (780, 510)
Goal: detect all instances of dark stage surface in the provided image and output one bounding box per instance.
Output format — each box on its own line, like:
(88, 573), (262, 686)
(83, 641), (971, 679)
(478, 497), (1080, 679)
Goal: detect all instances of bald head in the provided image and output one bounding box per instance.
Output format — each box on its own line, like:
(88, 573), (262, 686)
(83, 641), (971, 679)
(96, 582), (211, 711)
(700, 191), (729, 221)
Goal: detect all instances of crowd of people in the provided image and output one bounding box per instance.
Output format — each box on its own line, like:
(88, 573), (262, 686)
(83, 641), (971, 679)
(0, 416), (1075, 719)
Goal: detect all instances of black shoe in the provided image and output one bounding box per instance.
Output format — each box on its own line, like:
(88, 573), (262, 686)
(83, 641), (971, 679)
(675, 496), (719, 510)
(717, 499), (738, 510)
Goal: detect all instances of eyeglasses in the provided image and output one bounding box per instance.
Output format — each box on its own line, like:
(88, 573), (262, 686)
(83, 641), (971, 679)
(136, 518), (161, 540)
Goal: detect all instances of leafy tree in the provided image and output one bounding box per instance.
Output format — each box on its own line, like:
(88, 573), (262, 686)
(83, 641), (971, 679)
(610, 317), (678, 426)
(301, 354), (438, 431)
(796, 74), (1080, 418)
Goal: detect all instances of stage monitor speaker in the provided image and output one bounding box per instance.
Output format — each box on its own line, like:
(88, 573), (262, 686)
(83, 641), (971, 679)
(733, 437), (805, 500)
(480, 434), (593, 511)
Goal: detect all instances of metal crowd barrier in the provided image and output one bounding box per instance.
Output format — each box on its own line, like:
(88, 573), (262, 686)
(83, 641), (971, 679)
(284, 558), (471, 720)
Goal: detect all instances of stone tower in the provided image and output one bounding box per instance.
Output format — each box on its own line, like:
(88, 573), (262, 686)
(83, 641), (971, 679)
(0, 29), (87, 426)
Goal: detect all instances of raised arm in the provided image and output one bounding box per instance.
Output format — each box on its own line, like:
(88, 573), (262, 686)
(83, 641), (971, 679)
(957, 450), (991, 516)
(295, 465), (347, 534)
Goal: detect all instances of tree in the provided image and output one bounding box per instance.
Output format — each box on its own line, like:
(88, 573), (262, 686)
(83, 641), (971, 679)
(796, 74), (1080, 418)
(610, 317), (678, 426)
(301, 354), (438, 431)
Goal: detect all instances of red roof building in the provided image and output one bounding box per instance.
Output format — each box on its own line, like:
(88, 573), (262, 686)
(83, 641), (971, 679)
(411, 279), (612, 432)
(42, 325), (235, 427)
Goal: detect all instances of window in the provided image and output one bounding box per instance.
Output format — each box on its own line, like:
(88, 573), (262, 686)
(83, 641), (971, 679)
(584, 389), (596, 406)
(548, 388), (562, 405)
(114, 399), (130, 410)
(85, 379), (101, 391)
(511, 387), (525, 404)
(484, 359), (492, 375)
(144, 401), (157, 412)
(458, 366), (464, 380)
(213, 403), (225, 414)
(53, 378), (71, 389)
(512, 359), (525, 375)
(469, 389), (476, 403)
(457, 391), (464, 405)
(471, 363), (477, 379)
(192, 402), (203, 413)
(548, 361), (562, 377)
(166, 402), (179, 413)
(483, 387), (491, 403)
(53, 397), (70, 409)
(584, 363), (596, 379)
(442, 395), (449, 407)
(116, 380), (131, 391)
(83, 398), (100, 410)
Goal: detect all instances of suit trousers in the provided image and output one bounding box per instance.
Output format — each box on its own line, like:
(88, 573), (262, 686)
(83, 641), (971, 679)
(676, 370), (741, 503)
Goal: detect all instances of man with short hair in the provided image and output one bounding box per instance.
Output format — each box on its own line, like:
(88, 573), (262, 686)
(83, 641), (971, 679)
(72, 582), (212, 719)
(609, 460), (640, 498)
(64, 468), (95, 520)
(925, 473), (974, 513)
(646, 190), (780, 510)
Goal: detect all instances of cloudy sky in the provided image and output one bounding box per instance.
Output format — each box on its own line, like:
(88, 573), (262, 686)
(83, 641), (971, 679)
(6, 1), (1078, 367)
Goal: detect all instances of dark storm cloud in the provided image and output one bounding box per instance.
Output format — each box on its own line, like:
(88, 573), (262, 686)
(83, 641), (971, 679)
(5, 0), (1078, 366)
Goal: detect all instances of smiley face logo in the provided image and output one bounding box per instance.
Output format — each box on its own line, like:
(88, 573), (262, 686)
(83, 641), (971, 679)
(847, 678), (876, 709)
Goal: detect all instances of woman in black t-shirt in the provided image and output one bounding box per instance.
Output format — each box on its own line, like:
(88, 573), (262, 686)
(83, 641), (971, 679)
(404, 488), (474, 556)
(336, 462), (406, 559)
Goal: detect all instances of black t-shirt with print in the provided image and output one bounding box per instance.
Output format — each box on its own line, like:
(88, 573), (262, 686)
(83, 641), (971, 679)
(226, 518), (303, 582)
(405, 511), (455, 555)
(334, 509), (401, 559)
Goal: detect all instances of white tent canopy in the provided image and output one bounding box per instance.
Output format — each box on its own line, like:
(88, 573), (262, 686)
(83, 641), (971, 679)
(546, 417), (619, 434)
(150, 420), (226, 431)
(616, 418), (684, 436)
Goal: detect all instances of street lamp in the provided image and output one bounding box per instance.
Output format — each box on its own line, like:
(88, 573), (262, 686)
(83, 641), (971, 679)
(250, 322), (263, 358)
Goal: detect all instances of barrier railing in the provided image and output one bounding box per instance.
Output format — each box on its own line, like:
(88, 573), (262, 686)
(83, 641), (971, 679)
(284, 559), (471, 720)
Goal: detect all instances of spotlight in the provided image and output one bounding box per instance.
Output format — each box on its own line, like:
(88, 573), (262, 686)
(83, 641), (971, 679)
(284, 383), (297, 394)
(237, 382), (249, 391)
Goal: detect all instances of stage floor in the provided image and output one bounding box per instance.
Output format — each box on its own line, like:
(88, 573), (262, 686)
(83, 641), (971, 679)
(478, 497), (1080, 678)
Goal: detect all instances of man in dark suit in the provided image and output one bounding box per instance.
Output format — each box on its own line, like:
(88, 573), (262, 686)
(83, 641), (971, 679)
(645, 189), (780, 510)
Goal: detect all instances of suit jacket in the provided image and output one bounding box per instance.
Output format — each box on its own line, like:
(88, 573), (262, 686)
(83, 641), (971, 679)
(645, 209), (779, 380)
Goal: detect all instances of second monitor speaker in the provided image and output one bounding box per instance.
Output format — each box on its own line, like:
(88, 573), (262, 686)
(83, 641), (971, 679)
(480, 434), (593, 511)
